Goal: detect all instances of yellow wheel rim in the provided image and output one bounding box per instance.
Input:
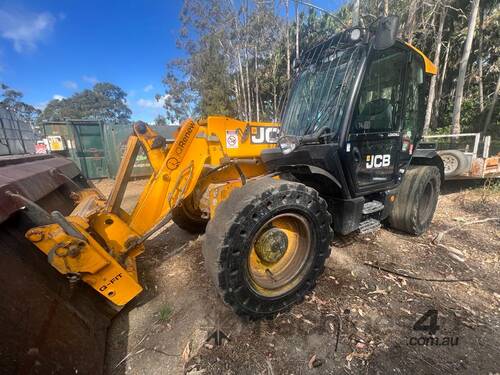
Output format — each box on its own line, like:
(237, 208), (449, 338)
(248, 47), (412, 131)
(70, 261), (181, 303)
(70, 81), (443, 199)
(247, 213), (312, 297)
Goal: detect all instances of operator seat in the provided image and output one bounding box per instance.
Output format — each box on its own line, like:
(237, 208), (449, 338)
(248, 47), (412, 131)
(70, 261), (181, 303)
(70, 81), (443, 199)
(356, 98), (393, 132)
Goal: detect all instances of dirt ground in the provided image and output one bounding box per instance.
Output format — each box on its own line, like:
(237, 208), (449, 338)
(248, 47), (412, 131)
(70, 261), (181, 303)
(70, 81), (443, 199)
(98, 179), (500, 375)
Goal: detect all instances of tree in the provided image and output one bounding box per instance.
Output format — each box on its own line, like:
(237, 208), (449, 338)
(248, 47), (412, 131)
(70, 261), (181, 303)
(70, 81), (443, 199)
(352, 0), (360, 26)
(161, 0), (498, 139)
(483, 71), (500, 134)
(92, 82), (131, 122)
(0, 84), (41, 123)
(424, 6), (448, 134)
(161, 0), (288, 123)
(450, 0), (481, 135)
(39, 82), (131, 123)
(153, 115), (168, 126)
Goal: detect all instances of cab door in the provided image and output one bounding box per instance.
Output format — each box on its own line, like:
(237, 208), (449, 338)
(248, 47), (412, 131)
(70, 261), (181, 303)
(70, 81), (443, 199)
(397, 54), (426, 172)
(343, 46), (409, 195)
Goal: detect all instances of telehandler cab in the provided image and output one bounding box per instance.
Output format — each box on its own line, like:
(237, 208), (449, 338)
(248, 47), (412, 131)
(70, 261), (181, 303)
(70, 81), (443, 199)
(21, 16), (443, 318)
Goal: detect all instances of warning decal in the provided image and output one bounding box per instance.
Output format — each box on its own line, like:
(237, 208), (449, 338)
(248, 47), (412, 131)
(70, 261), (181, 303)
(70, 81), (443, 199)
(226, 130), (239, 149)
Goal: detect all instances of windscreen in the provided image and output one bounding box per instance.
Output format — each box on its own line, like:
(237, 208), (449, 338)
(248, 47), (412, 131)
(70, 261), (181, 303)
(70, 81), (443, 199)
(281, 45), (364, 137)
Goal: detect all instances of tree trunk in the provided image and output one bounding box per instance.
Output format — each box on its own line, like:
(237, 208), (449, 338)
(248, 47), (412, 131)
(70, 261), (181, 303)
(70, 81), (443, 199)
(483, 72), (500, 134)
(243, 0), (252, 120)
(273, 56), (277, 121)
(245, 52), (252, 121)
(383, 0), (389, 17)
(406, 0), (418, 44)
(477, 9), (484, 112)
(352, 0), (360, 26)
(436, 41), (450, 120)
(423, 6), (447, 134)
(285, 0), (290, 80)
(254, 46), (260, 122)
(450, 0), (480, 135)
(424, 9), (437, 49)
(234, 78), (241, 119)
(237, 50), (248, 120)
(295, 0), (300, 61)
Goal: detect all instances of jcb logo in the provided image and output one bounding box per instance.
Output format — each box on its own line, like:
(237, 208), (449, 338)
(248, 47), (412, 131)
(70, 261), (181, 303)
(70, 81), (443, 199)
(366, 154), (391, 169)
(250, 126), (279, 144)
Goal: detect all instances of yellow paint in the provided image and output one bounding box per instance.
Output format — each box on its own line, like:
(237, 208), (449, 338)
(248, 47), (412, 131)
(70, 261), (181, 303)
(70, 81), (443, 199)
(133, 123), (168, 173)
(247, 215), (308, 297)
(26, 116), (279, 307)
(405, 43), (438, 75)
(25, 219), (142, 306)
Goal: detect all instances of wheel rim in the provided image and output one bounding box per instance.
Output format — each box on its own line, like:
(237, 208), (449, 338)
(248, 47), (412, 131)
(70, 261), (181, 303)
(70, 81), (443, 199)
(418, 181), (435, 224)
(441, 155), (458, 174)
(247, 213), (312, 297)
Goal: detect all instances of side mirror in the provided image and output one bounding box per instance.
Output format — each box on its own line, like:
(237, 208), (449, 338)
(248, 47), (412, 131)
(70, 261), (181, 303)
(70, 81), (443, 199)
(373, 16), (399, 50)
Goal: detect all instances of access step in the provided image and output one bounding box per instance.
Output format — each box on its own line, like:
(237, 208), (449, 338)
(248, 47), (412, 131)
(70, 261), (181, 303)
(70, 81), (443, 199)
(359, 218), (381, 234)
(362, 200), (384, 215)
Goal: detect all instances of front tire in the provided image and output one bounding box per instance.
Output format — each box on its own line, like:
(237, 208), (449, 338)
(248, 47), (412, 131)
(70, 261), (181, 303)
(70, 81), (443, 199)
(202, 178), (332, 319)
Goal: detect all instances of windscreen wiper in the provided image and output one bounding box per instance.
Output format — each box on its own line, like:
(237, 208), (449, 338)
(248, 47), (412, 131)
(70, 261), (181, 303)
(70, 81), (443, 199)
(301, 126), (331, 144)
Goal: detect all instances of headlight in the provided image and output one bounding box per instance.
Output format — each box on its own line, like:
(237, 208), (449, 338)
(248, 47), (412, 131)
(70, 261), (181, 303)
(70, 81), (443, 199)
(278, 135), (299, 155)
(350, 28), (362, 42)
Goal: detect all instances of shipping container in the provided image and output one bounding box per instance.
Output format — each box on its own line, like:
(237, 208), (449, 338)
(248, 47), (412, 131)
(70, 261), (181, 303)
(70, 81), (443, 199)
(102, 122), (177, 178)
(42, 120), (107, 179)
(42, 120), (178, 179)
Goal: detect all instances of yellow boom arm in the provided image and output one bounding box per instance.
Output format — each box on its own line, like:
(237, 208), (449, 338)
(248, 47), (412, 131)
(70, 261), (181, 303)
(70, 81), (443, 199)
(25, 117), (279, 307)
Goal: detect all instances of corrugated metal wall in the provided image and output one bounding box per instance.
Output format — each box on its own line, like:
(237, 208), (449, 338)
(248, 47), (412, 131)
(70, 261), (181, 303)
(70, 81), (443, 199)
(0, 109), (36, 156)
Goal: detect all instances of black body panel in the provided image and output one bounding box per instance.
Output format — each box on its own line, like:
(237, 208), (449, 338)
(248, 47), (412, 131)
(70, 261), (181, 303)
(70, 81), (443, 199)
(261, 144), (351, 199)
(262, 37), (441, 235)
(411, 148), (445, 184)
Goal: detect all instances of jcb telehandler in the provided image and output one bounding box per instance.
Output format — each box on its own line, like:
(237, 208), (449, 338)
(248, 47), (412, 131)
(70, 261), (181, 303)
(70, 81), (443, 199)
(19, 16), (443, 318)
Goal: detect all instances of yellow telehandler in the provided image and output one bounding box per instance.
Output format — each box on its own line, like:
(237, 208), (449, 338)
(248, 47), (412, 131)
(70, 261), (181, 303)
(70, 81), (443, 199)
(20, 16), (444, 319)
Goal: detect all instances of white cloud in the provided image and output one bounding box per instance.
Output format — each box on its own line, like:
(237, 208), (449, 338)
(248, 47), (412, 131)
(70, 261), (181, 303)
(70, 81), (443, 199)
(137, 98), (162, 109)
(82, 75), (98, 85)
(36, 94), (64, 109)
(62, 80), (77, 90)
(0, 9), (56, 53)
(137, 94), (168, 109)
(143, 84), (154, 92)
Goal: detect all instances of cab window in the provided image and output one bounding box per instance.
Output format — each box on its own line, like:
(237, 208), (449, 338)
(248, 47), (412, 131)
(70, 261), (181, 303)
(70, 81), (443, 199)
(402, 57), (425, 142)
(351, 49), (406, 133)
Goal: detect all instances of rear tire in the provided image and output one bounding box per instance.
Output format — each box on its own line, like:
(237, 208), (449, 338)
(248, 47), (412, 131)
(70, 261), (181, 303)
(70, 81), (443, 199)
(388, 166), (440, 235)
(202, 178), (333, 319)
(172, 195), (208, 234)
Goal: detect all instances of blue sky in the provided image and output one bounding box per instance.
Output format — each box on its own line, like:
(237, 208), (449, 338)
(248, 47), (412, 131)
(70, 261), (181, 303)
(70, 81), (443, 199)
(0, 0), (345, 122)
